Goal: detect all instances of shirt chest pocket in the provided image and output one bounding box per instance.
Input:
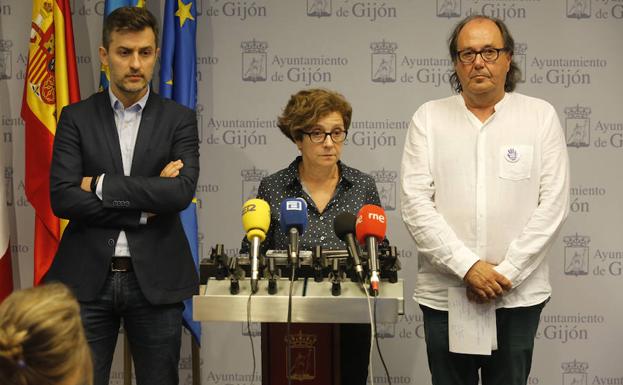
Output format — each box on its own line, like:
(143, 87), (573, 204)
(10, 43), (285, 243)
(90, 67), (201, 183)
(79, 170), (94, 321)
(498, 145), (534, 181)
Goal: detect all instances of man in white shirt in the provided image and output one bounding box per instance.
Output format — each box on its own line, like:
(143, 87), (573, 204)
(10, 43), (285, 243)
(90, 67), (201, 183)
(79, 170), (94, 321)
(400, 15), (569, 385)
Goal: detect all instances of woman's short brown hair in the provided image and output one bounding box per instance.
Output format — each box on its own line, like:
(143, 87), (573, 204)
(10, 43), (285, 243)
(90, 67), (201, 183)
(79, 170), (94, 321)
(0, 283), (93, 385)
(277, 89), (352, 143)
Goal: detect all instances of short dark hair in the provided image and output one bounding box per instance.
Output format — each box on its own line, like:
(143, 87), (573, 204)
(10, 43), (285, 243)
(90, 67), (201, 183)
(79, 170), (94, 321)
(448, 15), (521, 93)
(102, 7), (159, 49)
(277, 89), (352, 143)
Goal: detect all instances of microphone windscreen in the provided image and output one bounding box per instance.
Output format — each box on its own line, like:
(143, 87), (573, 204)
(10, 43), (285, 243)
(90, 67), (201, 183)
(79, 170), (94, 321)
(279, 197), (308, 234)
(334, 212), (357, 242)
(242, 198), (271, 242)
(355, 204), (387, 245)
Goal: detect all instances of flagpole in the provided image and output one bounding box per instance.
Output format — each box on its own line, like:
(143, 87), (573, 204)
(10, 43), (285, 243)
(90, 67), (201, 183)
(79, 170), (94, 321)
(124, 333), (132, 385)
(159, 3), (201, 383)
(192, 336), (201, 385)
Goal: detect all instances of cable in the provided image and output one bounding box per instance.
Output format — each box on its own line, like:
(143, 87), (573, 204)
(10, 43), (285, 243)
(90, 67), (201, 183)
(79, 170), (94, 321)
(362, 280), (393, 385)
(247, 291), (257, 385)
(374, 296), (392, 385)
(286, 265), (295, 385)
(362, 280), (375, 385)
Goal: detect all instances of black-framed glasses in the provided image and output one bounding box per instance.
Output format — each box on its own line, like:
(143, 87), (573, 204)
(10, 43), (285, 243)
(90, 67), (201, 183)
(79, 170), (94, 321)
(302, 129), (347, 143)
(456, 47), (508, 64)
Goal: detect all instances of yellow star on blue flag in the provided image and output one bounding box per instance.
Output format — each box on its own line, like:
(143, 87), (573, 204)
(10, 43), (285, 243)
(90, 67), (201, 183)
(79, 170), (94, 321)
(175, 0), (195, 28)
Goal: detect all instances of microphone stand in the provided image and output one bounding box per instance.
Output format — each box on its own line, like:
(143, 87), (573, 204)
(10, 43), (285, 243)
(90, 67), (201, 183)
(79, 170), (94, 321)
(250, 236), (261, 294)
(287, 227), (300, 281)
(366, 236), (380, 296)
(213, 244), (229, 280)
(330, 258), (342, 296)
(286, 227), (300, 385)
(312, 245), (324, 282)
(228, 255), (241, 295)
(266, 257), (278, 295)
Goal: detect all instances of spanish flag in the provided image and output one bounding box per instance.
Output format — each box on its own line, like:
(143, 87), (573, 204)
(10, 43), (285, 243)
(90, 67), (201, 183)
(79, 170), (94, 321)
(21, 0), (80, 285)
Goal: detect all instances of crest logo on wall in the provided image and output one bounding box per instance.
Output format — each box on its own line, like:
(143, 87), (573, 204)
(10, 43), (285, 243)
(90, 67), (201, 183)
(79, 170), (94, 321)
(376, 323), (396, 338)
(307, 0), (331, 17)
(562, 360), (588, 385)
(563, 234), (590, 276)
(371, 169), (397, 211)
(4, 167), (12, 206)
(241, 322), (261, 337)
(514, 43), (527, 83)
(241, 167), (269, 203)
(197, 232), (206, 261)
(241, 39), (268, 82)
(567, 0), (591, 19)
(370, 40), (397, 83)
(286, 331), (317, 381)
(178, 355), (196, 370)
(565, 105), (591, 148)
(181, 373), (194, 385)
(0, 40), (13, 80)
(437, 0), (461, 18)
(196, 103), (205, 143)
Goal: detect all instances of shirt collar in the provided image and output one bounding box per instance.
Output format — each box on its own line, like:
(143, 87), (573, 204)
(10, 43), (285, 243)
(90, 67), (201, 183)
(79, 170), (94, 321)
(493, 92), (511, 112)
(108, 86), (150, 112)
(285, 156), (354, 190)
(457, 91), (510, 111)
(457, 92), (511, 125)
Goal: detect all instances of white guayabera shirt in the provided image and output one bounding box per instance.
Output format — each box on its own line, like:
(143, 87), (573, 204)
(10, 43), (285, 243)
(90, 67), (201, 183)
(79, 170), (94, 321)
(401, 92), (570, 310)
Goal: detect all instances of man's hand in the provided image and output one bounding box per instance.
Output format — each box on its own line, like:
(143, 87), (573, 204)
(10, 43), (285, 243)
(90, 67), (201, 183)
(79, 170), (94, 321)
(160, 160), (184, 178)
(466, 286), (490, 303)
(145, 160), (184, 220)
(81, 176), (93, 192)
(464, 260), (512, 301)
(80, 160), (182, 193)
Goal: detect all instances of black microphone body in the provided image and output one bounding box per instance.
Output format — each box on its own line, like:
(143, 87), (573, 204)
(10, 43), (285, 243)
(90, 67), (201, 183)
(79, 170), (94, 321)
(334, 212), (364, 282)
(345, 233), (364, 281)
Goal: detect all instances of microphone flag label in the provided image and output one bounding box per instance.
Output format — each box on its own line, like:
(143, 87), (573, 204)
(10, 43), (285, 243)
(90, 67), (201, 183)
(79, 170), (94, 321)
(368, 212), (386, 223)
(242, 202), (256, 215)
(286, 200), (304, 210)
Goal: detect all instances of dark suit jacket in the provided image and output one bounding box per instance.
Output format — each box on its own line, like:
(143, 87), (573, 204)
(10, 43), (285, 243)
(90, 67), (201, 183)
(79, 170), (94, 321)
(47, 90), (200, 305)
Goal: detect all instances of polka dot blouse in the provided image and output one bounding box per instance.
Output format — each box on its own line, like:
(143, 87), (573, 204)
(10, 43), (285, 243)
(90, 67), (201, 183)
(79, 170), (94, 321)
(242, 156), (382, 253)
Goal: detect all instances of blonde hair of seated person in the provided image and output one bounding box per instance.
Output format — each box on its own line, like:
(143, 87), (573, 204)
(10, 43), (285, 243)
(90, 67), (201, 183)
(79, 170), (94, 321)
(0, 283), (93, 385)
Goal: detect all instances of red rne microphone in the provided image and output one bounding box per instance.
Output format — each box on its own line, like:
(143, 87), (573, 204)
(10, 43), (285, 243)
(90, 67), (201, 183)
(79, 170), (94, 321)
(355, 204), (387, 294)
(355, 205), (386, 244)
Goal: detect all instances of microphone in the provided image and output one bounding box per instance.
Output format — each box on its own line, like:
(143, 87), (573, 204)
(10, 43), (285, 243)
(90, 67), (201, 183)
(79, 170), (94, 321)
(279, 197), (308, 266)
(356, 204), (387, 295)
(242, 198), (271, 293)
(334, 212), (364, 282)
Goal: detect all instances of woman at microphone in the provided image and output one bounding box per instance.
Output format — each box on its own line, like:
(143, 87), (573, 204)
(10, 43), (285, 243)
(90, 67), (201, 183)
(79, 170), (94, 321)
(244, 88), (383, 385)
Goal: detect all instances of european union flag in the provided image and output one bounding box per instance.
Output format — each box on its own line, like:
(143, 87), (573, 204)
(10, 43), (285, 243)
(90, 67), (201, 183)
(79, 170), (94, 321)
(158, 0), (200, 345)
(99, 0), (145, 91)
